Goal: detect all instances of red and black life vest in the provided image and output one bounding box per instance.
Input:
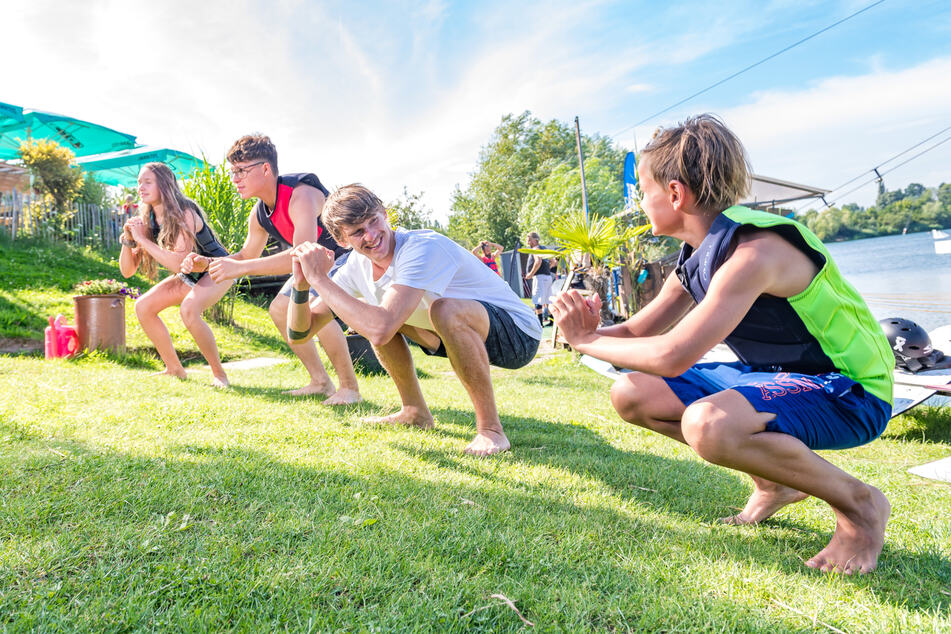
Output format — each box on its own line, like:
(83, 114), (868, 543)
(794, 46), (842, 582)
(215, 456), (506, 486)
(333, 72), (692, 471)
(481, 255), (499, 273)
(254, 173), (347, 258)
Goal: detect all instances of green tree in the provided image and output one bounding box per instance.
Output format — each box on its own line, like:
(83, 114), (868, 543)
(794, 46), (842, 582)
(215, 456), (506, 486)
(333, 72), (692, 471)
(387, 187), (443, 233)
(447, 111), (626, 248)
(518, 157), (625, 243)
(76, 173), (109, 208)
(17, 138), (84, 213)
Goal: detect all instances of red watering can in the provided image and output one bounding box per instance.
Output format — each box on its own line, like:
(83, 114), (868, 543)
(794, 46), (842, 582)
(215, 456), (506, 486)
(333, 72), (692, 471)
(45, 315), (80, 359)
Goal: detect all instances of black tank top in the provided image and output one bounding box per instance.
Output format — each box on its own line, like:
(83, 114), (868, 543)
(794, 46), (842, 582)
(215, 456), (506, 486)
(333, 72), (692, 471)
(149, 205), (228, 258)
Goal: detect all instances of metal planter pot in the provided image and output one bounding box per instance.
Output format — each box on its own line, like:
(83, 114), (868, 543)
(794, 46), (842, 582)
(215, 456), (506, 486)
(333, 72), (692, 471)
(73, 294), (126, 354)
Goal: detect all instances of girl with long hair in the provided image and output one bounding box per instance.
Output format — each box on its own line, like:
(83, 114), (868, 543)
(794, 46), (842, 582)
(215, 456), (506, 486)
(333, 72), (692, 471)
(119, 162), (233, 386)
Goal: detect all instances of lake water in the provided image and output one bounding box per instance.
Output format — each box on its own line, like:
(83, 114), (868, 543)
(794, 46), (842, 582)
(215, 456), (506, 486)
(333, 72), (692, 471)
(825, 230), (951, 333)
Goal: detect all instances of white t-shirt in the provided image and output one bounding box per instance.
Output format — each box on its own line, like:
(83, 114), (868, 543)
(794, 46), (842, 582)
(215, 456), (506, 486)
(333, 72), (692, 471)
(333, 229), (542, 340)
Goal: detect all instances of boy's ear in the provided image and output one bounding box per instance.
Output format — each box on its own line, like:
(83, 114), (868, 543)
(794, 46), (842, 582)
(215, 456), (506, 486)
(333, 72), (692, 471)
(668, 179), (689, 211)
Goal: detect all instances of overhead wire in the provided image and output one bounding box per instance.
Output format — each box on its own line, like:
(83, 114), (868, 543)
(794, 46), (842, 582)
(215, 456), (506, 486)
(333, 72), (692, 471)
(611, 0), (887, 139)
(796, 128), (951, 211)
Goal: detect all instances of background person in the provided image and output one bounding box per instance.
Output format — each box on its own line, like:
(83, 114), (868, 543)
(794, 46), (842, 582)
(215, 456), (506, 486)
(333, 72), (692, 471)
(119, 162), (233, 387)
(288, 184), (542, 456)
(471, 240), (503, 275)
(181, 134), (360, 405)
(524, 231), (555, 326)
(552, 115), (893, 575)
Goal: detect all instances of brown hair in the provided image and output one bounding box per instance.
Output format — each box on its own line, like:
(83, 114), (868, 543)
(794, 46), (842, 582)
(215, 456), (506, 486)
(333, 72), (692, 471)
(137, 162), (203, 280)
(641, 114), (751, 213)
(321, 184), (386, 244)
(226, 134), (278, 174)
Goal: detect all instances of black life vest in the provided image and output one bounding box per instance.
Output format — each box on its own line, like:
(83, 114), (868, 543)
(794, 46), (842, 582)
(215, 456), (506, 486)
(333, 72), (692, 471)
(675, 210), (836, 373)
(254, 173), (346, 258)
(149, 205), (228, 258)
(529, 253), (551, 276)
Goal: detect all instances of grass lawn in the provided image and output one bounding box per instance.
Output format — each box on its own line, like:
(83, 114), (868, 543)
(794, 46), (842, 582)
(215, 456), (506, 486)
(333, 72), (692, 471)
(1, 238), (950, 631)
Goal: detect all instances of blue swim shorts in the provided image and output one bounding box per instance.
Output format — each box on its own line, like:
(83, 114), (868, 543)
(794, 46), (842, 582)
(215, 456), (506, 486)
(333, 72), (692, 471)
(662, 362), (891, 450)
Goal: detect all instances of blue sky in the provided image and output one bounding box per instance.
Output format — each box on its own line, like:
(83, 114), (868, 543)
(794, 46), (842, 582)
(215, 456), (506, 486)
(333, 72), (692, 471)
(6, 0), (951, 222)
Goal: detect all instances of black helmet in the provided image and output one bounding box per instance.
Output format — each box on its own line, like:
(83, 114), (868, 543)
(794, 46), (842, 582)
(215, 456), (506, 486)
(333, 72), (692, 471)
(880, 317), (934, 372)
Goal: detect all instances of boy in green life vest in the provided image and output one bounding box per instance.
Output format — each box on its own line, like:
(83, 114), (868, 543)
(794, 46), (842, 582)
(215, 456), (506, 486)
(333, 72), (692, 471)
(552, 114), (893, 574)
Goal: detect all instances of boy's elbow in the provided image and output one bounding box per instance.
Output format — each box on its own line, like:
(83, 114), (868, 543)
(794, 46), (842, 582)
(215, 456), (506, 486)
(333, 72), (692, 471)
(366, 328), (394, 348)
(364, 321), (401, 348)
(653, 342), (696, 377)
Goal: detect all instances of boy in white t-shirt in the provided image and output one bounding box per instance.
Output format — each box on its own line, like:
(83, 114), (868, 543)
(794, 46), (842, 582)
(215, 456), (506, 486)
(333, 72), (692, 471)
(287, 184), (542, 456)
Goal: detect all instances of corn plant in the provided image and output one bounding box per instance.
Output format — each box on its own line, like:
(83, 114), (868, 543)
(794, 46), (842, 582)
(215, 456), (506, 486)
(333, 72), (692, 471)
(183, 159), (255, 323)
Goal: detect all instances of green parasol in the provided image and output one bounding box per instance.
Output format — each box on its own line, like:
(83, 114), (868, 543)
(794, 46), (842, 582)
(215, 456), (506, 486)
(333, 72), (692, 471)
(76, 146), (205, 186)
(0, 107), (137, 160)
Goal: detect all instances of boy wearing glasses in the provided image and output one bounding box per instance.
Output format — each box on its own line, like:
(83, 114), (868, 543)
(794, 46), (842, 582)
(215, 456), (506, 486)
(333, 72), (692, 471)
(181, 134), (361, 404)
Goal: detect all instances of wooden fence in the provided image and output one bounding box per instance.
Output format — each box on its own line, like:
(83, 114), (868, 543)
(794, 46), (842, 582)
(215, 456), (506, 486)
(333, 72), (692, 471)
(0, 191), (130, 251)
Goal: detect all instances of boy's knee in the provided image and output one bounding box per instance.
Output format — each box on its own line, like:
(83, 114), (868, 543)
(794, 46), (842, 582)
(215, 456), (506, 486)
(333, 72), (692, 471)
(610, 377), (646, 423)
(268, 296), (287, 321)
(681, 401), (732, 462)
(428, 298), (469, 331)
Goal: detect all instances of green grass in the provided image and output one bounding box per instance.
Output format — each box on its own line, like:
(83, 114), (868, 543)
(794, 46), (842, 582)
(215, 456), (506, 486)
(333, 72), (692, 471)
(1, 238), (950, 631)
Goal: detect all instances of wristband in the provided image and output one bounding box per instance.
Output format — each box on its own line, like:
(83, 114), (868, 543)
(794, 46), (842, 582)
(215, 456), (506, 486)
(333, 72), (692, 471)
(287, 327), (311, 341)
(120, 237), (138, 248)
(291, 287), (310, 304)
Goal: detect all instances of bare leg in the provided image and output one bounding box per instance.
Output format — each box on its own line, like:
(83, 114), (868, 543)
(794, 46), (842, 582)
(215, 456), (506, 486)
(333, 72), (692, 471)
(134, 276), (189, 379)
(681, 390), (889, 574)
(269, 293), (334, 397)
(611, 372), (807, 522)
(313, 318), (361, 406)
(366, 330), (434, 428)
(720, 474), (809, 525)
(180, 276), (233, 387)
(428, 298), (508, 456)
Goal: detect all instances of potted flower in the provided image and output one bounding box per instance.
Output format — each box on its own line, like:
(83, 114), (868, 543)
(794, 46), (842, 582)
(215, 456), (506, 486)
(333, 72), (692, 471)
(72, 279), (139, 354)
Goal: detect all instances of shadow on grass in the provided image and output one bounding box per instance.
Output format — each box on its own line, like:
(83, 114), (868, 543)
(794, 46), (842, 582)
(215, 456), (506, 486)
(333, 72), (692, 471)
(223, 322), (288, 351)
(2, 432), (948, 630)
(393, 406), (951, 603)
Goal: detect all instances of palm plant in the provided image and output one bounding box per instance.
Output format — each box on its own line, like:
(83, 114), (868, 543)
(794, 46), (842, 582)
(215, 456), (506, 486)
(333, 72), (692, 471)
(521, 208), (650, 323)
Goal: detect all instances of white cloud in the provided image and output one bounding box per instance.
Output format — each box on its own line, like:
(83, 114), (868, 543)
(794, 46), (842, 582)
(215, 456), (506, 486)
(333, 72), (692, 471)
(7, 0), (948, 225)
(719, 56), (951, 207)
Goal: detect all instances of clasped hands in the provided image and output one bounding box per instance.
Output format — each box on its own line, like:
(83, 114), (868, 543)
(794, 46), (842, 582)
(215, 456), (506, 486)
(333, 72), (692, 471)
(550, 290), (602, 346)
(290, 242), (335, 287)
(180, 253), (237, 282)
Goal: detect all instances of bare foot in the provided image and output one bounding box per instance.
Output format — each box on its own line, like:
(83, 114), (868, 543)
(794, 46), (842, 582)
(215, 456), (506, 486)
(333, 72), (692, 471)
(151, 369), (186, 380)
(805, 484), (890, 575)
(363, 406), (434, 429)
(212, 375), (230, 388)
(286, 381), (336, 397)
(323, 388), (362, 406)
(721, 479), (809, 525)
(464, 429), (511, 457)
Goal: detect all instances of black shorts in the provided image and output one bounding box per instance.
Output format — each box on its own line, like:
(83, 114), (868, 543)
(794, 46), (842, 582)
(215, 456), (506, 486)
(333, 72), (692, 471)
(418, 300), (539, 369)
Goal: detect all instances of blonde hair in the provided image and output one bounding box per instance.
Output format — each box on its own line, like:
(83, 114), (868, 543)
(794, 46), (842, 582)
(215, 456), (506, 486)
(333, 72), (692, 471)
(137, 162), (201, 280)
(641, 114), (751, 213)
(321, 184), (386, 244)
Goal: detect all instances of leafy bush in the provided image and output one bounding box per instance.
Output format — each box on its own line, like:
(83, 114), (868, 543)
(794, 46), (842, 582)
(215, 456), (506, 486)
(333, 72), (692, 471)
(182, 159), (254, 254)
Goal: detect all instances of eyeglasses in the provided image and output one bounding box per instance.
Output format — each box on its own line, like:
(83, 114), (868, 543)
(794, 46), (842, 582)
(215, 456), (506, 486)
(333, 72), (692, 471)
(229, 161), (266, 180)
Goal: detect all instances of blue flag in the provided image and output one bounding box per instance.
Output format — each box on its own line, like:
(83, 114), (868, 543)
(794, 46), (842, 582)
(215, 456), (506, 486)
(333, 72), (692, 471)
(623, 151), (638, 209)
